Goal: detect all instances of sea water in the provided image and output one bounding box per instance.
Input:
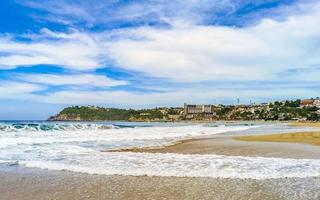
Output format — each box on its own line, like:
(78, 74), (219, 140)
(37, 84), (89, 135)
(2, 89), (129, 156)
(0, 121), (320, 179)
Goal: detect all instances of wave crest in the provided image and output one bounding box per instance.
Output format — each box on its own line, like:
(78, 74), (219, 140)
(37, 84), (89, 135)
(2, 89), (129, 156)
(0, 123), (119, 132)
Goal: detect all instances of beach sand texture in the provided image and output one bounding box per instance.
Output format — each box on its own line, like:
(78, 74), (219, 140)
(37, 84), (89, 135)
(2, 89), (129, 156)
(117, 135), (320, 159)
(234, 132), (320, 146)
(1, 167), (320, 200)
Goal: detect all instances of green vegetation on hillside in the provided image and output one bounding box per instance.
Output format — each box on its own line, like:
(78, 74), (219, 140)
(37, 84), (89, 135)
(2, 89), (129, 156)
(49, 99), (320, 121)
(49, 106), (182, 121)
(212, 99), (319, 121)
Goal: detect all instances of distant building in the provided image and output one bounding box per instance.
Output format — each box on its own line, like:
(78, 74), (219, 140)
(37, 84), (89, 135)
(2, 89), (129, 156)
(168, 114), (180, 121)
(315, 99), (320, 107)
(159, 109), (167, 115)
(184, 103), (215, 115)
(300, 99), (314, 107)
(140, 113), (150, 116)
(301, 98), (320, 107)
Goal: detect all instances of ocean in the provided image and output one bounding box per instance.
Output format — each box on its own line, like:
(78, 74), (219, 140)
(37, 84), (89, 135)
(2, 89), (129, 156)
(1, 121), (320, 179)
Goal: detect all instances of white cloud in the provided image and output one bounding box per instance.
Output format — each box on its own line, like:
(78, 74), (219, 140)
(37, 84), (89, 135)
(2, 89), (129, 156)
(20, 0), (237, 26)
(0, 81), (45, 99)
(0, 80), (318, 106)
(0, 29), (103, 70)
(107, 2), (320, 82)
(1, 1), (320, 85)
(18, 87), (320, 106)
(17, 73), (127, 87)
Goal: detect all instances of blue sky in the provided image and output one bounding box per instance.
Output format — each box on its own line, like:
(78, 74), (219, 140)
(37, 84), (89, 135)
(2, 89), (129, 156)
(1, 0), (320, 119)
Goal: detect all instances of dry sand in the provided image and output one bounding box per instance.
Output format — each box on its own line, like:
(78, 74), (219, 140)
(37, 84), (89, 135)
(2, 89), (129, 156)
(234, 132), (320, 146)
(289, 121), (320, 127)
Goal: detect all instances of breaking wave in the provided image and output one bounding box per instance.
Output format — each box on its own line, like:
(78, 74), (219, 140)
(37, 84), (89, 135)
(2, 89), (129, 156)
(17, 153), (320, 179)
(0, 122), (119, 132)
(1, 121), (320, 179)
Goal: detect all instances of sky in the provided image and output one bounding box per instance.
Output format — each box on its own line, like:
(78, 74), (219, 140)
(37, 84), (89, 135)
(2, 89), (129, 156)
(1, 0), (320, 119)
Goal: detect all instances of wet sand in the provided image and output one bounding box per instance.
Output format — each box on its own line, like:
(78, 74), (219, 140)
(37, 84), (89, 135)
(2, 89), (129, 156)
(1, 166), (320, 200)
(115, 135), (320, 159)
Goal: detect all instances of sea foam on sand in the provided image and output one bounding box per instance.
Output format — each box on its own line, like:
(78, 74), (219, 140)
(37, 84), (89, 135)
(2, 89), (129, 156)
(20, 152), (320, 179)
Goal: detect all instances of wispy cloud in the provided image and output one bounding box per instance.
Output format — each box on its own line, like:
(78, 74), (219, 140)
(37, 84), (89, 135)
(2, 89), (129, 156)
(1, 0), (320, 113)
(3, 2), (320, 82)
(0, 29), (103, 70)
(15, 73), (127, 87)
(21, 0), (304, 28)
(0, 81), (45, 100)
(0, 85), (318, 106)
(20, 0), (233, 26)
(107, 2), (320, 82)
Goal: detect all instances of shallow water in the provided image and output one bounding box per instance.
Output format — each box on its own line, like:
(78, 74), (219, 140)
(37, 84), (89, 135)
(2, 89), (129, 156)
(1, 166), (320, 200)
(0, 121), (319, 179)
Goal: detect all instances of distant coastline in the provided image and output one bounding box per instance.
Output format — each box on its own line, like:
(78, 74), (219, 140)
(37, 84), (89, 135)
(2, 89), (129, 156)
(49, 98), (320, 122)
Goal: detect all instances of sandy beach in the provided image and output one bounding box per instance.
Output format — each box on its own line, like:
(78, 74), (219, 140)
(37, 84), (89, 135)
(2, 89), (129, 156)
(114, 135), (320, 159)
(1, 165), (320, 200)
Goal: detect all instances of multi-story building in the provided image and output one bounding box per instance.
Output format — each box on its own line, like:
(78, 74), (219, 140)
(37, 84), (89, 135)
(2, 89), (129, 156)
(184, 103), (215, 115)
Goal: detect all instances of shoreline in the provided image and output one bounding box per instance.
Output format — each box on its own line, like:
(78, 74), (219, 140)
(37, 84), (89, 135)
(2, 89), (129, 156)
(107, 134), (320, 159)
(2, 134), (320, 200)
(2, 123), (320, 199)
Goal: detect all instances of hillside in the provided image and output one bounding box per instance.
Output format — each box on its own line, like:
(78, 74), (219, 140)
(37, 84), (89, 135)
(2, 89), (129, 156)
(48, 106), (181, 121)
(49, 99), (320, 122)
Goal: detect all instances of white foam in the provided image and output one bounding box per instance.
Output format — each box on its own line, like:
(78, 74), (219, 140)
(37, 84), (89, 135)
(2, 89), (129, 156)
(3, 123), (319, 180)
(0, 125), (252, 148)
(20, 152), (320, 179)
(0, 123), (117, 132)
(0, 160), (9, 164)
(0, 125), (253, 165)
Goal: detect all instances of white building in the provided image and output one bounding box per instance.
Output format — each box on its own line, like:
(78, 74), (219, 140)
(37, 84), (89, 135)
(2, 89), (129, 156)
(184, 103), (215, 115)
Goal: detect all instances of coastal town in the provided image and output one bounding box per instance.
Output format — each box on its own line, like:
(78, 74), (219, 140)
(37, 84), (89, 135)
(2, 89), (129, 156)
(49, 98), (320, 121)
